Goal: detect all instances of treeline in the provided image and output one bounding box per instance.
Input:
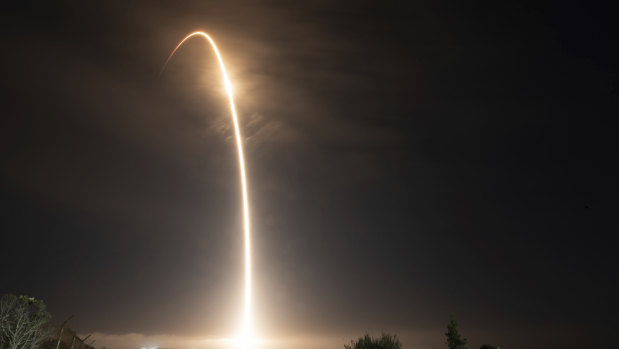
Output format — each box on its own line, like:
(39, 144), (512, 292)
(345, 315), (499, 349)
(2, 293), (496, 349)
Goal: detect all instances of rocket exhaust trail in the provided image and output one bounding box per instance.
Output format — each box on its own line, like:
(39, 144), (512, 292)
(160, 32), (253, 348)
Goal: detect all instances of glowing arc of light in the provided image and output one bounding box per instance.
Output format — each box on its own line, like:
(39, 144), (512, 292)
(160, 31), (252, 344)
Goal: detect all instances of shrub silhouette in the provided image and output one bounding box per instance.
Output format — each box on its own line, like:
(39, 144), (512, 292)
(345, 333), (402, 349)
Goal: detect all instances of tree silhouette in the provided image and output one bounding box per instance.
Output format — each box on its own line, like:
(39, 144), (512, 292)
(0, 294), (52, 349)
(345, 333), (401, 349)
(445, 315), (467, 349)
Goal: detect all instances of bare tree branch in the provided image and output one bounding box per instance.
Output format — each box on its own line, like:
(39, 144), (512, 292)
(0, 295), (52, 349)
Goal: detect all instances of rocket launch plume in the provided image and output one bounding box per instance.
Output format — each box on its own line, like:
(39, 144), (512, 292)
(160, 32), (253, 349)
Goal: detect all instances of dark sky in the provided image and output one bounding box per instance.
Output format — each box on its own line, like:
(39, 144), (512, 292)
(2, 1), (618, 349)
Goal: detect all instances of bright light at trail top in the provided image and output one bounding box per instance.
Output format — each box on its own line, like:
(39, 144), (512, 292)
(160, 31), (253, 349)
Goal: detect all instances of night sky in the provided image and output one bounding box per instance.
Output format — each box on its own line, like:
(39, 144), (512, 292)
(2, 1), (618, 349)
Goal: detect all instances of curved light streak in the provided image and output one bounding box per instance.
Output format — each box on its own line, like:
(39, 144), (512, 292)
(160, 32), (252, 347)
